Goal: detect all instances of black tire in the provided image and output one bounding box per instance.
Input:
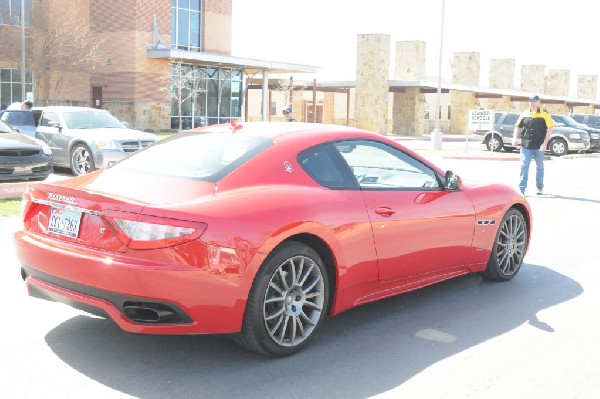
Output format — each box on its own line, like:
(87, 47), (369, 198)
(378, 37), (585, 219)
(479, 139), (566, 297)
(70, 144), (96, 175)
(547, 137), (567, 156)
(234, 241), (329, 357)
(483, 209), (528, 281)
(502, 146), (516, 153)
(485, 133), (503, 152)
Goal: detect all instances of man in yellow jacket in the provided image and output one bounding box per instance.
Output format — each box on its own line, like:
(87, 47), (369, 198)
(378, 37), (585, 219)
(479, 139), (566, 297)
(512, 95), (554, 195)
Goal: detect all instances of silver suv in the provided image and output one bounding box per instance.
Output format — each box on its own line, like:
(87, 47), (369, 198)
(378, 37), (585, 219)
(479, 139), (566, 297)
(34, 106), (158, 175)
(476, 111), (591, 156)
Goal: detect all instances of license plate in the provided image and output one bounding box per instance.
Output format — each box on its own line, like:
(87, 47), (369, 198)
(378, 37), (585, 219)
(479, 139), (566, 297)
(49, 208), (82, 238)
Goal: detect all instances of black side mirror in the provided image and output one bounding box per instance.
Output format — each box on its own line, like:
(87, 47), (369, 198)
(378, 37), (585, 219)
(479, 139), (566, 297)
(444, 171), (461, 190)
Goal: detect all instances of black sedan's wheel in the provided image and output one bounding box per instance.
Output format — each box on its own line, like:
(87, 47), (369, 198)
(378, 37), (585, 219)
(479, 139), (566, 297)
(70, 144), (96, 175)
(547, 137), (567, 156)
(483, 209), (528, 281)
(485, 134), (503, 152)
(234, 241), (329, 357)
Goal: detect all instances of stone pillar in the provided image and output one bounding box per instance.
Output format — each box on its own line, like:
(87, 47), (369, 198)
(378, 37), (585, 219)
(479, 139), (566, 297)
(394, 40), (426, 79)
(574, 75), (597, 114)
(392, 40), (425, 135)
(520, 65), (546, 93)
(355, 34), (390, 134)
(450, 52), (480, 134)
(544, 69), (570, 114)
(323, 92), (335, 124)
(393, 88), (425, 135)
(487, 58), (515, 111)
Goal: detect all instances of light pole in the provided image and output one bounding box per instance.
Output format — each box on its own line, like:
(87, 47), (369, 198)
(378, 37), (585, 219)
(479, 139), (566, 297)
(431, 0), (445, 150)
(20, 0), (26, 101)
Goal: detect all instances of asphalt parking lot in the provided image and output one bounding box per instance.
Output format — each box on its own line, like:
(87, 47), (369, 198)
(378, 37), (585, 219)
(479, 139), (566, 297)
(1, 145), (599, 398)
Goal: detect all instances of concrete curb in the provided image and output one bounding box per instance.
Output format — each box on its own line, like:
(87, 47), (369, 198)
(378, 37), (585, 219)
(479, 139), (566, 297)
(0, 182), (29, 200)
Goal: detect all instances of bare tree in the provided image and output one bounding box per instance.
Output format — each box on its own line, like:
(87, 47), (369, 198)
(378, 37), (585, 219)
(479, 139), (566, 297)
(27, 8), (104, 103)
(274, 76), (305, 112)
(167, 59), (207, 131)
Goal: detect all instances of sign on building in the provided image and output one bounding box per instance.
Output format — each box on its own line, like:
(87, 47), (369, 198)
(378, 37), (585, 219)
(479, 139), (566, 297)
(468, 110), (494, 131)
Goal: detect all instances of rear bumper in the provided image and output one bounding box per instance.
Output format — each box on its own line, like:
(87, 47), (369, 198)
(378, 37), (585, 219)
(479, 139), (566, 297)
(15, 230), (254, 334)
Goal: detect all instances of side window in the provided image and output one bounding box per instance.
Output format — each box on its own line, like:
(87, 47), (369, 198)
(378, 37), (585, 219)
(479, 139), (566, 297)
(39, 112), (59, 127)
(333, 140), (440, 190)
(504, 113), (518, 126)
(298, 145), (355, 189)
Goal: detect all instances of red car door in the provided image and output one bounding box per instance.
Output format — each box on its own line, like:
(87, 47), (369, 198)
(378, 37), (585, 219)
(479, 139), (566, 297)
(333, 140), (476, 282)
(361, 189), (475, 282)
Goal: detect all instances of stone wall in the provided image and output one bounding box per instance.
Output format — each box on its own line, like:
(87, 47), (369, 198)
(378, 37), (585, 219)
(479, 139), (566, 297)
(355, 34), (390, 134)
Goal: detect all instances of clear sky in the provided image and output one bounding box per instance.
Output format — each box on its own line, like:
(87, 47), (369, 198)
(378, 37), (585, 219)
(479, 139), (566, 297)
(231, 0), (599, 96)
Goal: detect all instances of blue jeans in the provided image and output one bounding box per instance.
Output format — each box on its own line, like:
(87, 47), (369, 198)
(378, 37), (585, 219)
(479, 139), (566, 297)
(519, 147), (545, 193)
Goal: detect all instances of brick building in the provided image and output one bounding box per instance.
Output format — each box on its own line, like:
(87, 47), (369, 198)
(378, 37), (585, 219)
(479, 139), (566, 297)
(0, 0), (317, 131)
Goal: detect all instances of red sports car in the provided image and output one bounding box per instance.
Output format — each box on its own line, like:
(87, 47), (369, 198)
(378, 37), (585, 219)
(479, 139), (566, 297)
(15, 122), (531, 357)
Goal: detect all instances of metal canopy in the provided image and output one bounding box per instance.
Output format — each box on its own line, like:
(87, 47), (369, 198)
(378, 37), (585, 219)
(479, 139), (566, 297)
(146, 48), (320, 75)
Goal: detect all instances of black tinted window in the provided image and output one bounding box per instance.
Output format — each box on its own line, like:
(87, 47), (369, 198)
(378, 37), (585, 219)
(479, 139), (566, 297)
(299, 145), (354, 189)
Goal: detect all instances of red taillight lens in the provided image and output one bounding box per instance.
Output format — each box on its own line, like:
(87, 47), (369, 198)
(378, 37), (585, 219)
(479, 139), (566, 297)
(107, 213), (207, 249)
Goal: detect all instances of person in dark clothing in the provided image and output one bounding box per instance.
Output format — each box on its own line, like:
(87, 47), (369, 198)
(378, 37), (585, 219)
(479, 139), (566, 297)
(512, 95), (554, 195)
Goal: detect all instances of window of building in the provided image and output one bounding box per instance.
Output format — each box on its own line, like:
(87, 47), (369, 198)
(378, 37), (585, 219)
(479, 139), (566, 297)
(170, 63), (242, 130)
(0, 68), (33, 110)
(0, 0), (32, 26)
(171, 0), (202, 52)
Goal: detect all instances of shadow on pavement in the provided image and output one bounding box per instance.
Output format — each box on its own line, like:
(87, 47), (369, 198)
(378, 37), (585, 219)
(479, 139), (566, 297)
(44, 264), (581, 399)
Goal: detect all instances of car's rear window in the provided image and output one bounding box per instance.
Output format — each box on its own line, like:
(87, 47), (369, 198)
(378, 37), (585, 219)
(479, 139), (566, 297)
(109, 132), (272, 181)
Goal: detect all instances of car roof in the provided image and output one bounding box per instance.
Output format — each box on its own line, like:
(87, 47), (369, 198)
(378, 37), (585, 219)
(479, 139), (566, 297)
(32, 106), (108, 113)
(191, 122), (374, 141)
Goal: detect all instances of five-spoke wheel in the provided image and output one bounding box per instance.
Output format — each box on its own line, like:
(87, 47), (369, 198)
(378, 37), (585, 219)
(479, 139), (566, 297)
(70, 144), (96, 175)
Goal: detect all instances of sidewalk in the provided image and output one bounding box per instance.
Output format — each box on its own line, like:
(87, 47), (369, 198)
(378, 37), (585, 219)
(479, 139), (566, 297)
(391, 133), (522, 161)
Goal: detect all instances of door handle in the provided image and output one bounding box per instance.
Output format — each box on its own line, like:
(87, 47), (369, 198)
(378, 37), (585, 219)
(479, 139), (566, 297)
(375, 206), (395, 217)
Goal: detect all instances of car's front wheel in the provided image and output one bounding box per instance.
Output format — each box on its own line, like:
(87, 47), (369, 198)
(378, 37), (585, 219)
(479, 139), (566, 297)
(547, 137), (568, 156)
(483, 209), (528, 281)
(485, 133), (504, 152)
(234, 241), (329, 357)
(70, 144), (96, 175)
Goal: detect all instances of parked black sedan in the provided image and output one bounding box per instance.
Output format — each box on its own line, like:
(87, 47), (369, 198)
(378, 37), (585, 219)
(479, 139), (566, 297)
(0, 118), (52, 182)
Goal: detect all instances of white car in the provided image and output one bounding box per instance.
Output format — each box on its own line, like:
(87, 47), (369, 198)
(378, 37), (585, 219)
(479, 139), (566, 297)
(34, 106), (158, 175)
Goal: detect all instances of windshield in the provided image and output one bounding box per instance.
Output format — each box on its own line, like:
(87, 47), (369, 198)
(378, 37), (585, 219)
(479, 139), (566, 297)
(558, 115), (579, 125)
(63, 110), (125, 129)
(108, 132), (272, 181)
(0, 119), (15, 133)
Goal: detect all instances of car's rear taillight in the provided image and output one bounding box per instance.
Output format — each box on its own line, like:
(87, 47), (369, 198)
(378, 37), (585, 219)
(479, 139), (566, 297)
(109, 213), (206, 249)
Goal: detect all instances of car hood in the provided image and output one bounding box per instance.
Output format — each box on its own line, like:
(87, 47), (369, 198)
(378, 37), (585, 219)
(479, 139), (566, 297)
(0, 132), (44, 149)
(66, 128), (158, 141)
(553, 126), (588, 134)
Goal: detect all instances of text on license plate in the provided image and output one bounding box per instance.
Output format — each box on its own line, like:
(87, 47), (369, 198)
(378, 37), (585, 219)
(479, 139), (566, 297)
(49, 208), (82, 238)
